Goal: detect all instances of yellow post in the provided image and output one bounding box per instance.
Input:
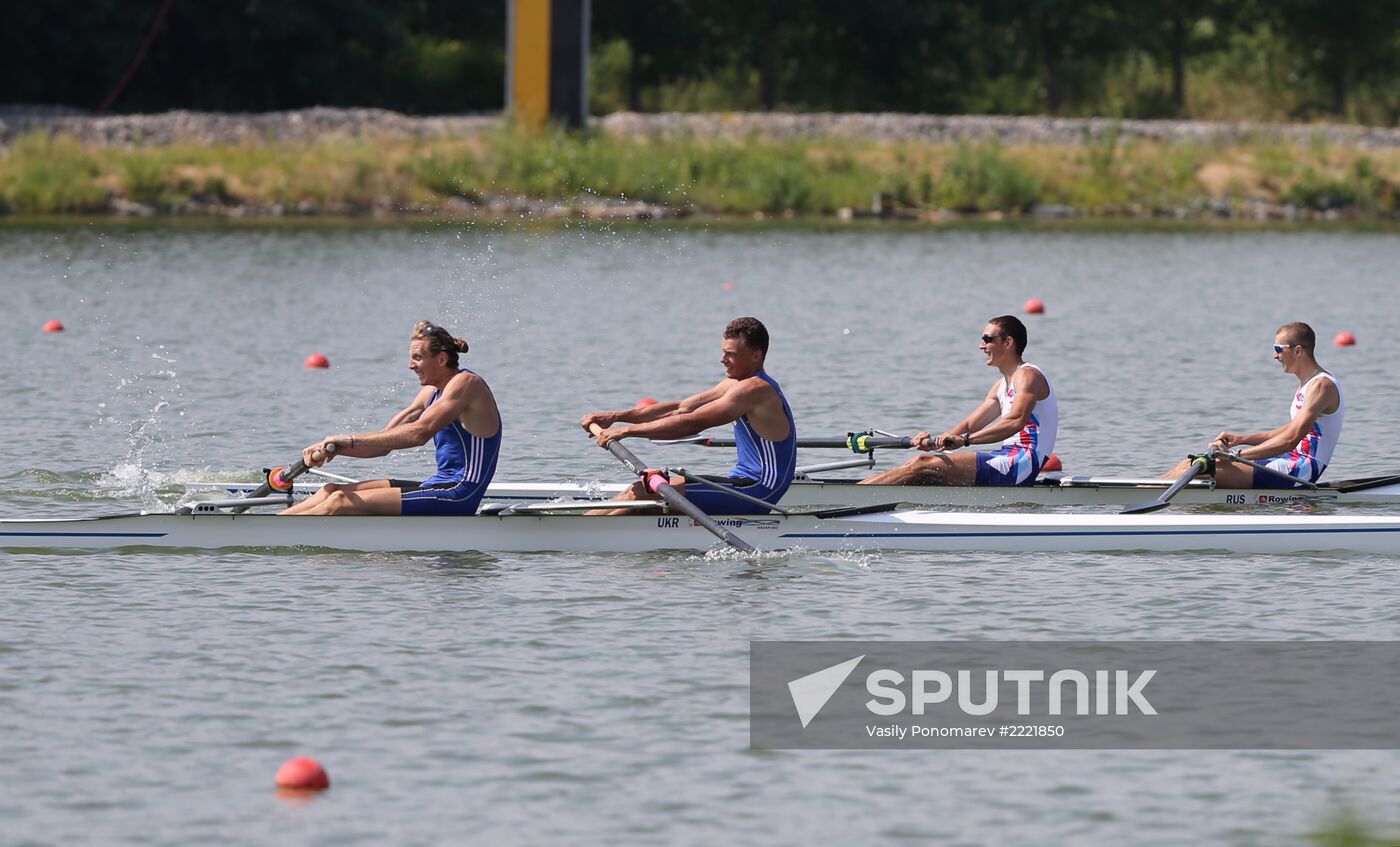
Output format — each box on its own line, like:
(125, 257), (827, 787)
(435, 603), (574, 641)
(509, 0), (552, 133)
(508, 0), (588, 131)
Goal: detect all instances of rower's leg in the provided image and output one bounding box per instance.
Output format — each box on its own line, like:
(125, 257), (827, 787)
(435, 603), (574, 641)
(859, 453), (978, 486)
(1160, 458), (1194, 479)
(586, 476), (678, 516)
(1208, 460), (1257, 489)
(292, 485), (404, 516)
(1160, 459), (1256, 488)
(280, 480), (394, 515)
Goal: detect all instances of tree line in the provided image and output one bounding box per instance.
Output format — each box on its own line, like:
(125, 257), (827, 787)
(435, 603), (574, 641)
(2, 0), (1397, 123)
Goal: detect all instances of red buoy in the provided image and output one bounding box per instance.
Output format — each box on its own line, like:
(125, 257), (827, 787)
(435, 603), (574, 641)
(275, 756), (330, 792)
(637, 397), (657, 407)
(1024, 298), (1045, 315)
(1041, 454), (1063, 473)
(42, 319), (64, 333)
(722, 281), (736, 291)
(1334, 331), (1356, 347)
(304, 353), (330, 369)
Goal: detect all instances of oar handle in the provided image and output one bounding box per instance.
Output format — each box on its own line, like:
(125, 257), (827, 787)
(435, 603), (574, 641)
(588, 424), (756, 554)
(651, 433), (914, 453)
(231, 443), (337, 513)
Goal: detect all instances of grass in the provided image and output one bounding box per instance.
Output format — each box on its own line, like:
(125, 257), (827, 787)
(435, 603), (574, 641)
(1, 125), (1398, 219)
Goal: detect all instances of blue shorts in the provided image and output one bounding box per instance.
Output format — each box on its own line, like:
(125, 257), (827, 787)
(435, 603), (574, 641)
(1252, 454), (1325, 489)
(398, 476), (489, 517)
(974, 446), (1042, 486)
(683, 476), (789, 515)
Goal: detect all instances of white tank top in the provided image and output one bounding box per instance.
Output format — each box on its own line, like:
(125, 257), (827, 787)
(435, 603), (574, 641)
(1290, 372), (1343, 467)
(997, 363), (1058, 461)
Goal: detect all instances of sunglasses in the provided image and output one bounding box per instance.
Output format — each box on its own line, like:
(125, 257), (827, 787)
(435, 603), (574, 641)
(981, 334), (1007, 344)
(1273, 343), (1297, 354)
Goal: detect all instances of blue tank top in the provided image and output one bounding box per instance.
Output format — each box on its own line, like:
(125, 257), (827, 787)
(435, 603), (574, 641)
(730, 371), (797, 492)
(422, 369), (501, 487)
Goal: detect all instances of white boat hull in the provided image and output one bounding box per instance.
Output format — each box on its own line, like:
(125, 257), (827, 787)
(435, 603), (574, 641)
(5, 510), (1400, 555)
(184, 474), (1400, 509)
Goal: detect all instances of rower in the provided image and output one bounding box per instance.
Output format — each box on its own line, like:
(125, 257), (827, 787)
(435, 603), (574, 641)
(581, 317), (796, 515)
(859, 315), (1058, 487)
(1162, 321), (1343, 488)
(280, 320), (501, 516)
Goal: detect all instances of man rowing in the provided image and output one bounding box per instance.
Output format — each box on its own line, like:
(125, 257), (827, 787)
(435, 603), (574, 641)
(1162, 321), (1342, 488)
(860, 315), (1058, 486)
(580, 317), (796, 514)
(281, 320), (501, 516)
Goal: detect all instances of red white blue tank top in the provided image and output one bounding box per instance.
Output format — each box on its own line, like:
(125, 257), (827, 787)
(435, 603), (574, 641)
(996, 363), (1058, 462)
(1289, 372), (1342, 467)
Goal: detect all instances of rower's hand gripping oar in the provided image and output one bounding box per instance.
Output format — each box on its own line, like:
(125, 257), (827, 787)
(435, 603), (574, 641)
(1122, 452), (1212, 515)
(229, 443), (336, 514)
(588, 424), (756, 554)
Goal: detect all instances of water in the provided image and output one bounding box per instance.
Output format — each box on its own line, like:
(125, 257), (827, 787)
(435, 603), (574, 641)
(3, 221), (1399, 845)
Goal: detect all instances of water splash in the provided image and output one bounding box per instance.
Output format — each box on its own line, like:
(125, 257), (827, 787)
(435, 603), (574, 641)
(93, 399), (172, 510)
(699, 545), (879, 569)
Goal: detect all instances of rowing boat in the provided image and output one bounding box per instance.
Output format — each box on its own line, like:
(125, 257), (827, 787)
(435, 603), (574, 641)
(5, 508), (1400, 554)
(184, 472), (1400, 509)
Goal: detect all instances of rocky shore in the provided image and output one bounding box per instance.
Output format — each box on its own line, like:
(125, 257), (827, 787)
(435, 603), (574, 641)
(5, 105), (1400, 150)
(0, 105), (497, 147)
(599, 112), (1400, 150)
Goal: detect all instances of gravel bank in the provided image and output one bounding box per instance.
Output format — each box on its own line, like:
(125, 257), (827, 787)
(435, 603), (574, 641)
(4, 106), (1400, 149)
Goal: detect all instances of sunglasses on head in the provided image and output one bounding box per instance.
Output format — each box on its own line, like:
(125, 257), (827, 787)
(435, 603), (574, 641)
(1273, 343), (1297, 354)
(981, 334), (1006, 344)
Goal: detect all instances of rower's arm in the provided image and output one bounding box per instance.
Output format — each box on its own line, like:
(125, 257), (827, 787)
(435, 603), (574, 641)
(581, 382), (729, 429)
(1236, 379), (1339, 461)
(317, 387), (434, 459)
(333, 377), (476, 455)
(606, 381), (759, 441)
(967, 369), (1042, 444)
(385, 392), (431, 428)
(944, 386), (1002, 440)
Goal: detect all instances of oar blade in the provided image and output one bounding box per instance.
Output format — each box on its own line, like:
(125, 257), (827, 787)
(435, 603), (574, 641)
(1119, 457), (1206, 515)
(1121, 499), (1170, 515)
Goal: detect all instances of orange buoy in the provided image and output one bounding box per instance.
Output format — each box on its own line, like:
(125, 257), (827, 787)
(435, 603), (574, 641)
(304, 353), (330, 369)
(722, 281), (736, 291)
(42, 319), (65, 333)
(1333, 331), (1356, 347)
(1041, 454), (1063, 473)
(275, 756), (329, 792)
(1024, 298), (1045, 315)
(637, 397), (658, 407)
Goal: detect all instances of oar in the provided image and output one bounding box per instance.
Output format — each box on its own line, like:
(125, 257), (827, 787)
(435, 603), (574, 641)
(652, 432), (914, 454)
(669, 469), (903, 519)
(229, 443), (336, 515)
(588, 424), (756, 554)
(1216, 450), (1320, 490)
(1122, 453), (1211, 515)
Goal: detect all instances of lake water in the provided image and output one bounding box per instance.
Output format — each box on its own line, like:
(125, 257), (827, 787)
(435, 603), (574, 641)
(3, 221), (1399, 845)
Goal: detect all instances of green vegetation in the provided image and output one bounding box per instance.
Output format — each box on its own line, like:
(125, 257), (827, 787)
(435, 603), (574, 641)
(3, 125), (1398, 220)
(6, 2), (1400, 124)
